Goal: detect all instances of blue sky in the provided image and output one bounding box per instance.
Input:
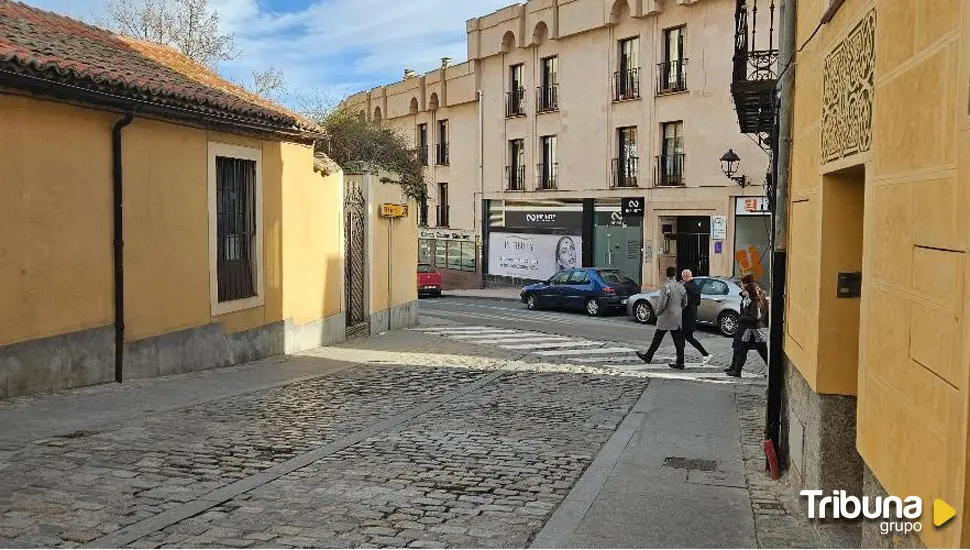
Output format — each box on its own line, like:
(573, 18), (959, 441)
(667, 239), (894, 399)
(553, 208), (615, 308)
(25, 0), (515, 108)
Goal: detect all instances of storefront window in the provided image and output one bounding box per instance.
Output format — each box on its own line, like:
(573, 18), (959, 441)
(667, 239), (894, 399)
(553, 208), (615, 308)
(435, 240), (447, 268)
(461, 242), (477, 272)
(419, 239), (433, 264)
(447, 241), (462, 270)
(734, 199), (771, 282)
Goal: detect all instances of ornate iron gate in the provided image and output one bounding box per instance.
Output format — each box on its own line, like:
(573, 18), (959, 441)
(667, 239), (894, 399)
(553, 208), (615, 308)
(344, 183), (367, 332)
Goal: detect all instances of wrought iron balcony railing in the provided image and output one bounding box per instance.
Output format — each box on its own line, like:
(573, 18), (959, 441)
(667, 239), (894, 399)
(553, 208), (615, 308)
(655, 154), (686, 186)
(435, 142), (449, 166)
(537, 162), (558, 189)
(506, 87), (526, 117)
(657, 60), (688, 94)
(731, 0), (779, 136)
(611, 157), (639, 188)
(506, 165), (526, 191)
(612, 68), (641, 101)
(537, 84), (559, 113)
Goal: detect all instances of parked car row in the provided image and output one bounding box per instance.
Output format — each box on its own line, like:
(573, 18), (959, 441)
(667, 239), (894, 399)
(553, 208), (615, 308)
(520, 267), (752, 337)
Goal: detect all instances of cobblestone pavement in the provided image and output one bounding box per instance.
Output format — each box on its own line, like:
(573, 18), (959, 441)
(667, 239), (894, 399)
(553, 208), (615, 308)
(0, 340), (649, 549)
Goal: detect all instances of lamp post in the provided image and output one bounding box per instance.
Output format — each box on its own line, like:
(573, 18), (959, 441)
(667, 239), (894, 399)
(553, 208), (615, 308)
(719, 149), (749, 188)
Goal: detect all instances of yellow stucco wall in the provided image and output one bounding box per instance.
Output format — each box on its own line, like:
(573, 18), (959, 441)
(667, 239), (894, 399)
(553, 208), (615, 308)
(368, 178), (419, 314)
(788, 0), (968, 545)
(1, 93), (341, 351)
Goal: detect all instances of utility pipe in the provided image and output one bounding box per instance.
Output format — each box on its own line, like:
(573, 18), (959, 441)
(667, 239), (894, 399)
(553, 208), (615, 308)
(112, 112), (134, 384)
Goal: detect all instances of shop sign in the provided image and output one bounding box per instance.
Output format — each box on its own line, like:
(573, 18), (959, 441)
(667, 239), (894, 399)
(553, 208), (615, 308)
(736, 196), (769, 215)
(621, 197), (645, 218)
(504, 210), (583, 230)
(419, 228), (475, 241)
(380, 203), (408, 218)
(711, 216), (728, 240)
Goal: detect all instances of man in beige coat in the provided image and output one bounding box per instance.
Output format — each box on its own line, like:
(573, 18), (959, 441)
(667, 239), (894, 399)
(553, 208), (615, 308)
(635, 266), (688, 369)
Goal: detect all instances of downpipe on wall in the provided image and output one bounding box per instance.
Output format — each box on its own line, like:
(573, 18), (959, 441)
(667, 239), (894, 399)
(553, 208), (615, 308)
(113, 112), (134, 384)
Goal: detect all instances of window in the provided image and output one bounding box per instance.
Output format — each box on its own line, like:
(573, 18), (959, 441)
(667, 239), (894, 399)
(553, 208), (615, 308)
(507, 139), (525, 190)
(537, 56), (559, 112)
(598, 270), (637, 286)
(699, 279), (729, 296)
(567, 270), (589, 284)
(418, 263), (435, 273)
(538, 135), (558, 189)
(421, 239), (476, 272)
(550, 271), (570, 284)
(437, 183), (449, 227)
(417, 123), (429, 165)
(507, 64), (526, 117)
(419, 240), (433, 264)
(658, 121), (685, 186)
(436, 120), (449, 165)
(614, 37), (640, 100)
(448, 241), (462, 270)
(659, 26), (687, 94)
(613, 127), (638, 188)
(208, 142), (263, 315)
(434, 240), (447, 268)
(460, 242), (476, 271)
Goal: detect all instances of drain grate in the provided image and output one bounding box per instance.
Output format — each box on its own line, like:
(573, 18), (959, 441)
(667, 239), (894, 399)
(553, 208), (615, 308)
(662, 456), (719, 472)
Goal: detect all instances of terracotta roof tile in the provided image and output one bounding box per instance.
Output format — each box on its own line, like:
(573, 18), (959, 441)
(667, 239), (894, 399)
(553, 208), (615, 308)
(0, 0), (322, 137)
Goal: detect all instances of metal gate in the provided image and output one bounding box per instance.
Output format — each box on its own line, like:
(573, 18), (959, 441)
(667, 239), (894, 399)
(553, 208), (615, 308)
(344, 183), (367, 332)
(677, 234), (710, 276)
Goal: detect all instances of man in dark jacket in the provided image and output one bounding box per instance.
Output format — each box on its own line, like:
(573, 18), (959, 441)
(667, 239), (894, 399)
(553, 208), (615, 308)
(681, 270), (712, 364)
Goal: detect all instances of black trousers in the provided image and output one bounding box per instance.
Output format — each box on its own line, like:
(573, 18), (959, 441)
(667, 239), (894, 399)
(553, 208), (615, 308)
(683, 327), (709, 356)
(645, 329), (686, 365)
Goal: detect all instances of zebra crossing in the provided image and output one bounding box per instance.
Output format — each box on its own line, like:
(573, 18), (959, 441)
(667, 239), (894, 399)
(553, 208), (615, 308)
(411, 325), (766, 385)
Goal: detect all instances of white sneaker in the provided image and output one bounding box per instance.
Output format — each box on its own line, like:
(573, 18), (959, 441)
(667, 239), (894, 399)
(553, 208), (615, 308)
(701, 355), (713, 365)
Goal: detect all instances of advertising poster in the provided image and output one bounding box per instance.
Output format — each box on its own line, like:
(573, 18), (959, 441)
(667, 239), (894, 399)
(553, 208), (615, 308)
(488, 232), (583, 280)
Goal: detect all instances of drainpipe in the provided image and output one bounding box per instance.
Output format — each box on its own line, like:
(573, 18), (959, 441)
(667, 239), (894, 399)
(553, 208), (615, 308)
(765, 0), (795, 458)
(113, 112), (134, 384)
(478, 89), (486, 288)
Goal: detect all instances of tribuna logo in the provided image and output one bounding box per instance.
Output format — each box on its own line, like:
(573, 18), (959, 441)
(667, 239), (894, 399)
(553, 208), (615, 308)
(801, 490), (923, 535)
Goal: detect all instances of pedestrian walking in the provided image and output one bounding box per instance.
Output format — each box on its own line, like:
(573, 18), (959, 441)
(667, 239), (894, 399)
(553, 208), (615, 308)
(680, 269), (713, 365)
(725, 274), (769, 377)
(636, 266), (688, 369)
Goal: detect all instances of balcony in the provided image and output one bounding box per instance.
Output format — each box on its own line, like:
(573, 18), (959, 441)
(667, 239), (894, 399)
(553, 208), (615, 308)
(536, 84), (559, 113)
(537, 162), (558, 190)
(436, 205), (450, 228)
(611, 157), (639, 188)
(506, 165), (526, 191)
(657, 60), (688, 94)
(506, 88), (526, 117)
(731, 0), (779, 136)
(612, 68), (641, 102)
(655, 154), (686, 186)
(418, 144), (429, 166)
(435, 142), (449, 166)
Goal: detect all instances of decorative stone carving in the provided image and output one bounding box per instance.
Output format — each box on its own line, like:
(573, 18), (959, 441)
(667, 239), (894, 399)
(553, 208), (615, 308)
(821, 9), (876, 163)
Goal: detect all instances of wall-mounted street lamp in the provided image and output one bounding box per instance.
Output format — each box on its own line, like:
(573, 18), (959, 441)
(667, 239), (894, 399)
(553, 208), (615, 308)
(719, 149), (749, 189)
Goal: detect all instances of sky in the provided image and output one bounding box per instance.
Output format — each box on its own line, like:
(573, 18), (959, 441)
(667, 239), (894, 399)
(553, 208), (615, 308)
(25, 0), (516, 108)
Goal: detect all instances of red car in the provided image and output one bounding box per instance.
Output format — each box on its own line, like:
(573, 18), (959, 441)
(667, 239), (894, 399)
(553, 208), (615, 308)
(418, 263), (442, 298)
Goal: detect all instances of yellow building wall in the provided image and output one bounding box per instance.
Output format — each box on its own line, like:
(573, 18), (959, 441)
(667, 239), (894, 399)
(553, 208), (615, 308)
(0, 94), (114, 346)
(280, 144), (344, 326)
(1, 93), (341, 352)
(369, 180), (419, 314)
(787, 0), (968, 545)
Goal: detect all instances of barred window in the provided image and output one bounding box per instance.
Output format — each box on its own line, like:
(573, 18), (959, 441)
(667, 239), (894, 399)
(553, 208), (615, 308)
(216, 156), (257, 303)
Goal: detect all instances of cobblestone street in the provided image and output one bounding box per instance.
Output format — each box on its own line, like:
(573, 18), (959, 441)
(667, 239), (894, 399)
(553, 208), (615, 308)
(0, 323), (813, 549)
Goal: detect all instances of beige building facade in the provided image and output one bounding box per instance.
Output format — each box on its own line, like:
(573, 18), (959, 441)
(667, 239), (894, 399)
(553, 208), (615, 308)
(345, 0), (771, 288)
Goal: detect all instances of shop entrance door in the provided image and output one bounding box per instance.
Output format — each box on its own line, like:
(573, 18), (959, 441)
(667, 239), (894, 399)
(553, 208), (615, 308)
(593, 225), (643, 283)
(676, 216), (710, 276)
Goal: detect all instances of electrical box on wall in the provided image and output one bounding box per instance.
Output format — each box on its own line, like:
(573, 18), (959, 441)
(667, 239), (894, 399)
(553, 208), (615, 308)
(837, 272), (862, 298)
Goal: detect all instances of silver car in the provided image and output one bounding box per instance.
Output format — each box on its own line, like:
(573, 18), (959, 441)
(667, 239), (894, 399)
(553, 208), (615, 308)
(626, 277), (751, 337)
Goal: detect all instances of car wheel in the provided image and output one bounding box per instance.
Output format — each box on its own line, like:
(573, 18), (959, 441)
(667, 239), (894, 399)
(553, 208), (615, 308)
(526, 294), (538, 310)
(718, 311), (740, 337)
(634, 301), (655, 324)
(585, 298), (601, 316)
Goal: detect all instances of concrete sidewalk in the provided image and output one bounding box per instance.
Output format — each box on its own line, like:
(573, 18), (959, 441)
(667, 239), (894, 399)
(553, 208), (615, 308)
(532, 379), (758, 548)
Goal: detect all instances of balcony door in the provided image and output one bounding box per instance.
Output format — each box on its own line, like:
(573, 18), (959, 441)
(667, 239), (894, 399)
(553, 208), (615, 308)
(509, 139), (525, 190)
(617, 127), (638, 187)
(664, 26), (686, 88)
(540, 135), (557, 189)
(661, 121), (684, 185)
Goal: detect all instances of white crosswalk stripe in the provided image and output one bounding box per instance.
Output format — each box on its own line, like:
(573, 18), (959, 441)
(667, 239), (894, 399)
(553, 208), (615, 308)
(411, 325), (765, 385)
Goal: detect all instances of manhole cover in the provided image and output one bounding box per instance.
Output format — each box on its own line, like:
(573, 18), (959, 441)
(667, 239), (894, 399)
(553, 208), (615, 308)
(662, 457), (718, 472)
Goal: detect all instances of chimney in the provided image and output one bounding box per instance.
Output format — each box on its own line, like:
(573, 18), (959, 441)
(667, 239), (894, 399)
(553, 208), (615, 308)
(403, 68), (415, 79)
(441, 57), (452, 68)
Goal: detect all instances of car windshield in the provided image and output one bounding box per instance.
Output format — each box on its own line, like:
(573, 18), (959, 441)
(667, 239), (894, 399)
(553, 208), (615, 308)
(597, 270), (637, 286)
(417, 264), (434, 273)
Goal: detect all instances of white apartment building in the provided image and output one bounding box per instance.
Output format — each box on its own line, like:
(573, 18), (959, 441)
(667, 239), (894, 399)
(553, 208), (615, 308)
(343, 0), (771, 289)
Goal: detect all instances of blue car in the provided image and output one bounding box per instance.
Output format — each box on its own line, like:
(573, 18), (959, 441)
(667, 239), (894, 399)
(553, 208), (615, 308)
(520, 268), (642, 316)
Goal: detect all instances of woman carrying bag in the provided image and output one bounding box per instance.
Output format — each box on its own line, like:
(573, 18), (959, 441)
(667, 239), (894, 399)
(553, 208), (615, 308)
(724, 274), (769, 377)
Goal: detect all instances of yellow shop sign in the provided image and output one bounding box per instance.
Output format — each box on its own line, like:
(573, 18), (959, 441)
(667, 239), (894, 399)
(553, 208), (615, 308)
(380, 203), (408, 218)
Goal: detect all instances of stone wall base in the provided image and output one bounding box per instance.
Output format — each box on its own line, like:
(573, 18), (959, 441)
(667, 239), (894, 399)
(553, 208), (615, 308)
(782, 355), (864, 547)
(370, 300), (419, 336)
(284, 313), (346, 354)
(861, 466), (926, 549)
